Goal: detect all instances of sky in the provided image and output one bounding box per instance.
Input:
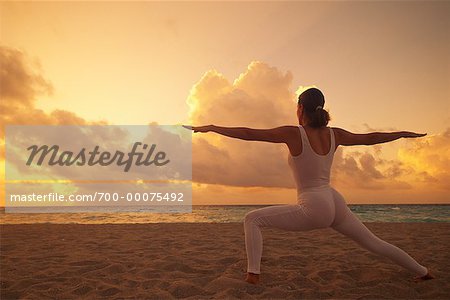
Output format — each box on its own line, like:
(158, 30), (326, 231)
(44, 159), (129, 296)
(1, 1), (449, 205)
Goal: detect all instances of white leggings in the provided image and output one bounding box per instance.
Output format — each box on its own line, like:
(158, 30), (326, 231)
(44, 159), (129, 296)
(244, 185), (428, 276)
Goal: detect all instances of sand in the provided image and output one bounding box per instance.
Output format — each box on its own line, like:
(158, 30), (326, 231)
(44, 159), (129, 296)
(1, 222), (448, 299)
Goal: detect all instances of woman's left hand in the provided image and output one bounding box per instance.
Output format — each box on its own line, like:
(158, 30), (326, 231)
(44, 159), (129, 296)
(182, 125), (213, 133)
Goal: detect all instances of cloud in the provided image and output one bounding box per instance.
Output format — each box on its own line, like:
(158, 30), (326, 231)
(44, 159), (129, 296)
(398, 128), (450, 190)
(328, 129), (450, 192)
(0, 46), (53, 107)
(0, 45), (108, 159)
(188, 61), (296, 128)
(331, 147), (412, 190)
(188, 61), (298, 188)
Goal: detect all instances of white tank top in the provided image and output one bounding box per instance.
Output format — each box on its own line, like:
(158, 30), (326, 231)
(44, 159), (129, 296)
(288, 125), (335, 192)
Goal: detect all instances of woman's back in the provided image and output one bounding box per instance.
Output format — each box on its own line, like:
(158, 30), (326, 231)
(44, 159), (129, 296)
(288, 125), (335, 191)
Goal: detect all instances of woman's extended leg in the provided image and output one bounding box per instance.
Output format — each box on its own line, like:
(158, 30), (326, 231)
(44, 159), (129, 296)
(330, 189), (428, 276)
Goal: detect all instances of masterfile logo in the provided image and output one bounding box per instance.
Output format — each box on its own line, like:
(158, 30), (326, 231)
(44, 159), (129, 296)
(25, 142), (170, 172)
(5, 125), (192, 213)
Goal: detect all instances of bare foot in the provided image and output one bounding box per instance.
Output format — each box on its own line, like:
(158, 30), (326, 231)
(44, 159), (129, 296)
(414, 272), (435, 282)
(245, 272), (260, 284)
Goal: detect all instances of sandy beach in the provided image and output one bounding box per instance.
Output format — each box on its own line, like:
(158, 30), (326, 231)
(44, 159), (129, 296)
(1, 222), (448, 299)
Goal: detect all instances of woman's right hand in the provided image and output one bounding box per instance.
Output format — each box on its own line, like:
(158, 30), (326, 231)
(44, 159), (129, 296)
(402, 131), (427, 138)
(182, 125), (214, 133)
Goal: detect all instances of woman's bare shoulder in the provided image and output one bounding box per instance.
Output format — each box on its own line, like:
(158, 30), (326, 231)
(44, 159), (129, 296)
(330, 127), (352, 136)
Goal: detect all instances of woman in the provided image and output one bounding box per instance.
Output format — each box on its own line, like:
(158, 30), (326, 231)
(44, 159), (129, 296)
(184, 87), (434, 284)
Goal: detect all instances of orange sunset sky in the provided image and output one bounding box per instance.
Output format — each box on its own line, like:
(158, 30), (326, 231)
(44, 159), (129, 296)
(1, 1), (449, 205)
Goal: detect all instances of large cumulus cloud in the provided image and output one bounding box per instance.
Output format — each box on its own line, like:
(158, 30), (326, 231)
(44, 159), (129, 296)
(188, 62), (296, 187)
(188, 62), (296, 127)
(188, 61), (298, 188)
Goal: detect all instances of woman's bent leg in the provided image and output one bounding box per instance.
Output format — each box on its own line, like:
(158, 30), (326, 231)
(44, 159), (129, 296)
(244, 205), (320, 274)
(331, 208), (428, 276)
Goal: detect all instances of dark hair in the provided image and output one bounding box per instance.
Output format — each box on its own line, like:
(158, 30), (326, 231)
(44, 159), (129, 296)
(297, 88), (331, 128)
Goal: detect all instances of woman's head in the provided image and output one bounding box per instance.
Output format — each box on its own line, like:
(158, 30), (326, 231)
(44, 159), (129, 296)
(297, 88), (330, 127)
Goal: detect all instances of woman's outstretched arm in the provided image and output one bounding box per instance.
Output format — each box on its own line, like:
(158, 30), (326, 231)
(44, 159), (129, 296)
(183, 124), (295, 143)
(332, 127), (427, 146)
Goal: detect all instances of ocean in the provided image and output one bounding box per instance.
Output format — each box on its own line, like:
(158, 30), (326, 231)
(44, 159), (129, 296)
(0, 204), (449, 224)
